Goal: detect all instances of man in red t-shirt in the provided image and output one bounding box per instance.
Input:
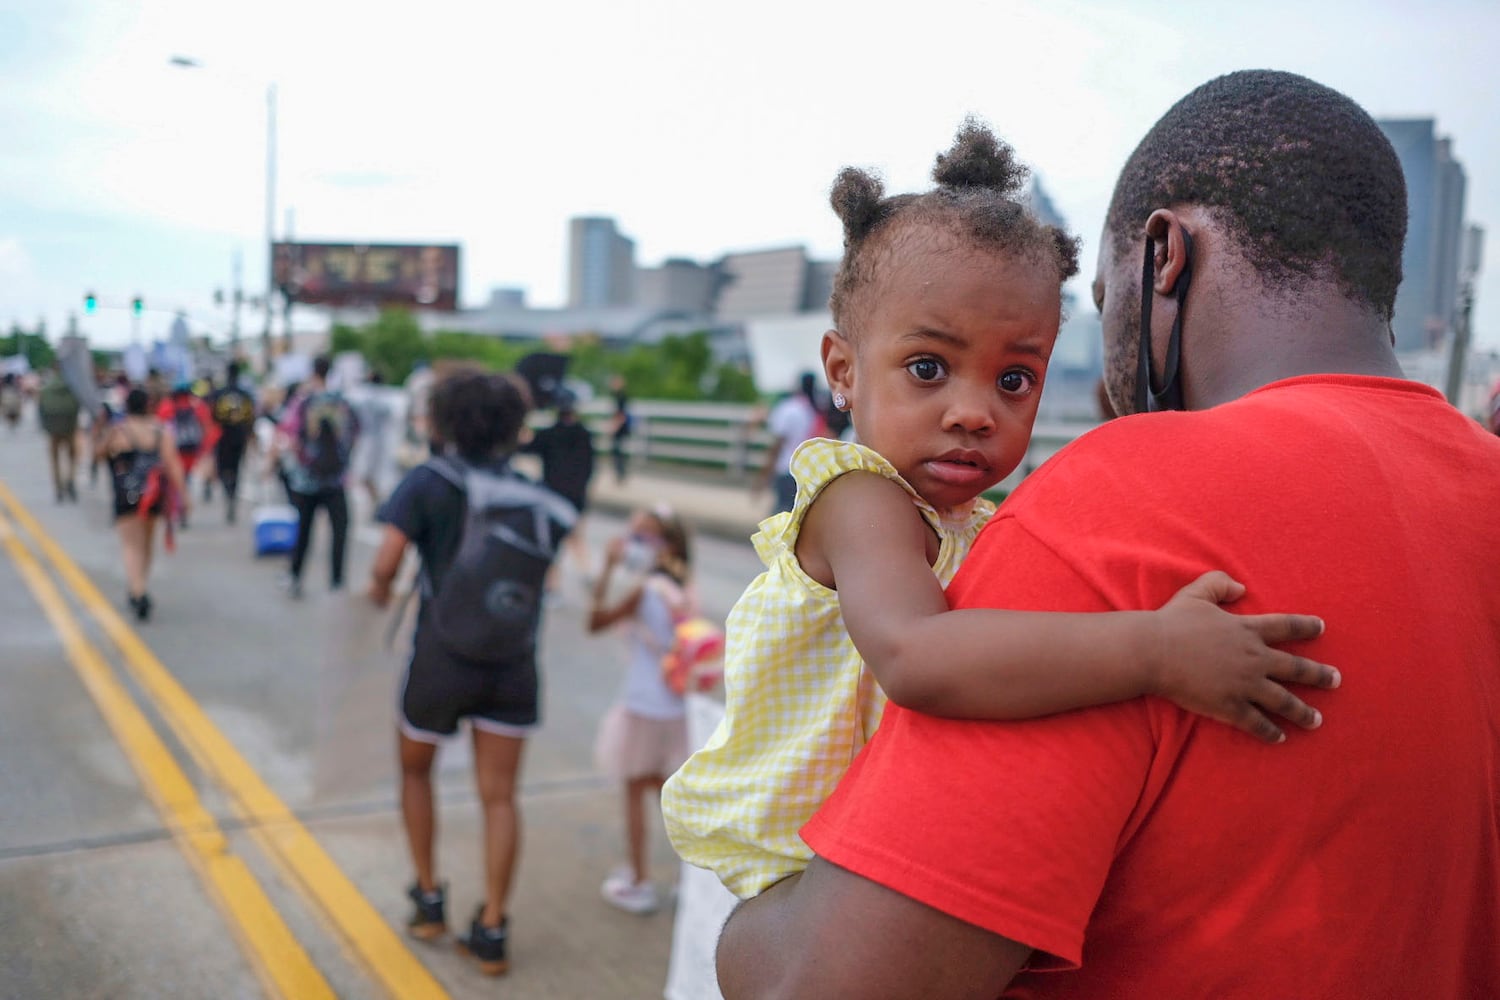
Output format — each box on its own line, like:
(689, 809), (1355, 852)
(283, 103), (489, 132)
(716, 71), (1500, 999)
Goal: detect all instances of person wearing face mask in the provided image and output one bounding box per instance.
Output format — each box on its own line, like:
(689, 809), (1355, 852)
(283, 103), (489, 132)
(716, 71), (1500, 999)
(587, 504), (696, 914)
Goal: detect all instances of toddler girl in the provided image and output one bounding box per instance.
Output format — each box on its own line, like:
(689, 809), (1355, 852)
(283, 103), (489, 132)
(662, 119), (1337, 900)
(588, 504), (697, 913)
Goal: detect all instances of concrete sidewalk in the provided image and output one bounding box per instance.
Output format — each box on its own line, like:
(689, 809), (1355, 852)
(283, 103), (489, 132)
(581, 465), (770, 544)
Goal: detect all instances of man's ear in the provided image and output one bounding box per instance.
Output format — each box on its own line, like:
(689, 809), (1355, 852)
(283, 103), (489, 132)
(821, 329), (854, 403)
(1144, 209), (1191, 297)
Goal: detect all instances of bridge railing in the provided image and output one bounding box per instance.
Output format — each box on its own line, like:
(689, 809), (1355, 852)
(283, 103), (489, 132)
(573, 399), (1093, 490)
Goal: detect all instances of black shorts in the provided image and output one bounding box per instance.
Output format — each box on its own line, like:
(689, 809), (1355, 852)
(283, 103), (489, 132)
(401, 618), (540, 741)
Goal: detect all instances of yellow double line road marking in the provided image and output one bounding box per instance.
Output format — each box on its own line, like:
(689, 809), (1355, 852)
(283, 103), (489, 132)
(0, 483), (449, 1000)
(0, 506), (335, 1000)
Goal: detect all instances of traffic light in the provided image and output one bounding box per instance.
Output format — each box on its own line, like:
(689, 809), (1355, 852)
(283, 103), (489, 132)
(84, 292), (97, 314)
(131, 296), (143, 316)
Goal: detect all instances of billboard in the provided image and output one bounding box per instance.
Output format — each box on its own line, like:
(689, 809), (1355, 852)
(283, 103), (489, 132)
(271, 242), (460, 311)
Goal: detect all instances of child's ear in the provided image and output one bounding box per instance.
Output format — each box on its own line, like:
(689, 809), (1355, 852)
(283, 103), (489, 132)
(821, 329), (854, 401)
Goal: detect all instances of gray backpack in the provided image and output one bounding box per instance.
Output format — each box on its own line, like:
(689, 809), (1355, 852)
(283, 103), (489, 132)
(422, 457), (577, 666)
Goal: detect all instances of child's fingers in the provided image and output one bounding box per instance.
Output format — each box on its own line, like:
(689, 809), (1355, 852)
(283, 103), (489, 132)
(1175, 570), (1246, 605)
(1263, 650), (1341, 690)
(1229, 702), (1286, 745)
(1241, 612), (1325, 645)
(1256, 679), (1323, 730)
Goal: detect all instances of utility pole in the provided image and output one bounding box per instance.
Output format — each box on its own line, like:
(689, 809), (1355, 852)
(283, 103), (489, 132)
(282, 206), (296, 353)
(263, 82), (278, 372)
(231, 248), (243, 349)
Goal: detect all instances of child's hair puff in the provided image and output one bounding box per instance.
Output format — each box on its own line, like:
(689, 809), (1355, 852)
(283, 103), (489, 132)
(828, 116), (1081, 336)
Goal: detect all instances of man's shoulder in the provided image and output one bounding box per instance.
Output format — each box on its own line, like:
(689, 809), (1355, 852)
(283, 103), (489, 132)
(1012, 413), (1202, 494)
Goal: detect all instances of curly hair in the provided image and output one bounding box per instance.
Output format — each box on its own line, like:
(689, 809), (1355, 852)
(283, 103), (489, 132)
(827, 117), (1080, 336)
(1105, 70), (1406, 320)
(429, 371), (529, 461)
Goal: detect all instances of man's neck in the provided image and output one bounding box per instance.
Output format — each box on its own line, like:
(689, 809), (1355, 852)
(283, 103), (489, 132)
(1187, 294), (1405, 409)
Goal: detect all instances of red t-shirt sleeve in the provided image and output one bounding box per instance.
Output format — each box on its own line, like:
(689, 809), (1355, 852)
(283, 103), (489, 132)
(800, 516), (1158, 970)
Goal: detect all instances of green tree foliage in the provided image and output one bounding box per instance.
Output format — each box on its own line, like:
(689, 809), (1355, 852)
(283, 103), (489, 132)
(363, 309), (428, 384)
(329, 323), (363, 355)
(5, 322), (56, 370)
(330, 311), (759, 404)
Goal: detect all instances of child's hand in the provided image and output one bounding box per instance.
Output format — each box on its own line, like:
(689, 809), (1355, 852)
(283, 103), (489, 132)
(1150, 572), (1339, 745)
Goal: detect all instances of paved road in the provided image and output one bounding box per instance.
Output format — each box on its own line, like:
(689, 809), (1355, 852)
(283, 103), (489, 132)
(0, 412), (764, 1000)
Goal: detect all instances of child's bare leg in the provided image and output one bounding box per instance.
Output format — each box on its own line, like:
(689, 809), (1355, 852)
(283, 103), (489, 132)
(473, 728), (526, 927)
(399, 732), (440, 892)
(626, 774), (665, 884)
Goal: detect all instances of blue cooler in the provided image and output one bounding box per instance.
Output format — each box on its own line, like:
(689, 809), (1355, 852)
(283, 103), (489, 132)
(253, 504), (299, 557)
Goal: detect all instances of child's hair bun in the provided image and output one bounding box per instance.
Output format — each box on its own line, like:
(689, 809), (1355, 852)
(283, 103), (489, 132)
(830, 167), (888, 246)
(931, 116), (1028, 197)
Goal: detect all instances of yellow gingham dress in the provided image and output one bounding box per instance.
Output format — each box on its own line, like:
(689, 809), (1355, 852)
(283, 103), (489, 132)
(661, 438), (994, 898)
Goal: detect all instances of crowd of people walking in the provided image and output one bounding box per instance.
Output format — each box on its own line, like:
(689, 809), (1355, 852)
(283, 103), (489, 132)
(10, 66), (1500, 998)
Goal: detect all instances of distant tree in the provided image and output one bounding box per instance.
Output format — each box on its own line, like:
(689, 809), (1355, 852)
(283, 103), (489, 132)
(5, 322), (56, 370)
(325, 316), (757, 404)
(363, 309), (428, 383)
(707, 361), (758, 403)
(329, 323), (364, 355)
(427, 331), (533, 371)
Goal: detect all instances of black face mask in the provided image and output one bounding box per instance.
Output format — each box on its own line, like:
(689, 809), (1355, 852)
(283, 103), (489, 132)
(1135, 228), (1194, 414)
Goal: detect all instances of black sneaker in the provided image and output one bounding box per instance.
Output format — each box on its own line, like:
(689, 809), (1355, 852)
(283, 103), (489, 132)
(405, 883), (446, 941)
(456, 907), (508, 976)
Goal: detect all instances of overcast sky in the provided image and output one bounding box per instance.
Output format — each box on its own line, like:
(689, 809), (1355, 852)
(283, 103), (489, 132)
(2, 0), (1496, 353)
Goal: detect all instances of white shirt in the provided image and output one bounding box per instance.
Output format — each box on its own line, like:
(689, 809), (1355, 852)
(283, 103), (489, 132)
(766, 395), (819, 475)
(620, 576), (688, 720)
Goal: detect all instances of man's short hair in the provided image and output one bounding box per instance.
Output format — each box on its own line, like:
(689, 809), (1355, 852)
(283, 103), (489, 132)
(313, 355), (332, 380)
(1105, 70), (1407, 320)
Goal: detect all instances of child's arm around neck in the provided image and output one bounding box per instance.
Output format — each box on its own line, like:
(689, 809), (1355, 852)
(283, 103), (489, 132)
(800, 471), (1338, 744)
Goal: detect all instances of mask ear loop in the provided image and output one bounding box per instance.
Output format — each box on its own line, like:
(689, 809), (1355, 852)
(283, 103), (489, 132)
(1136, 228), (1194, 413)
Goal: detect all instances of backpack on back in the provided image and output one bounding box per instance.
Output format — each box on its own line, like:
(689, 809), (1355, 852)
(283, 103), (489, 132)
(38, 379), (80, 437)
(172, 403), (205, 454)
(422, 457), (578, 666)
(213, 387), (257, 430)
(661, 616), (726, 696)
(297, 392), (355, 481)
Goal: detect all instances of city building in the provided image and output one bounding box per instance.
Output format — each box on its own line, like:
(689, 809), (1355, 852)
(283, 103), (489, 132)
(712, 246), (820, 322)
(1024, 177), (1067, 233)
(636, 258), (721, 314)
(1377, 118), (1469, 352)
(567, 216), (637, 308)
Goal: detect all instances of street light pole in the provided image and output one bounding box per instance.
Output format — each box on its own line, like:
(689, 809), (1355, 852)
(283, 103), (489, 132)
(168, 57), (278, 374)
(264, 82), (277, 371)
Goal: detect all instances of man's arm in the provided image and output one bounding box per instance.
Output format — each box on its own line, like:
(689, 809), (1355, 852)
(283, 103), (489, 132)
(717, 857), (1030, 1000)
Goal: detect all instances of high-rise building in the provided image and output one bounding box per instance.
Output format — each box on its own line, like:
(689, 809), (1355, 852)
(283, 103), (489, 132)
(1378, 119), (1469, 351)
(637, 258), (721, 314)
(713, 246), (816, 322)
(1024, 177), (1067, 232)
(567, 217), (637, 308)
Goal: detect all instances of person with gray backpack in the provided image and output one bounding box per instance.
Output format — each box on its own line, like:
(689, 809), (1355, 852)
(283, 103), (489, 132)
(367, 370), (575, 978)
(273, 356), (359, 597)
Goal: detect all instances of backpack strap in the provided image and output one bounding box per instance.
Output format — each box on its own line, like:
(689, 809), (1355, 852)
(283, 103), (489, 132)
(418, 455), (579, 594)
(427, 455), (578, 536)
